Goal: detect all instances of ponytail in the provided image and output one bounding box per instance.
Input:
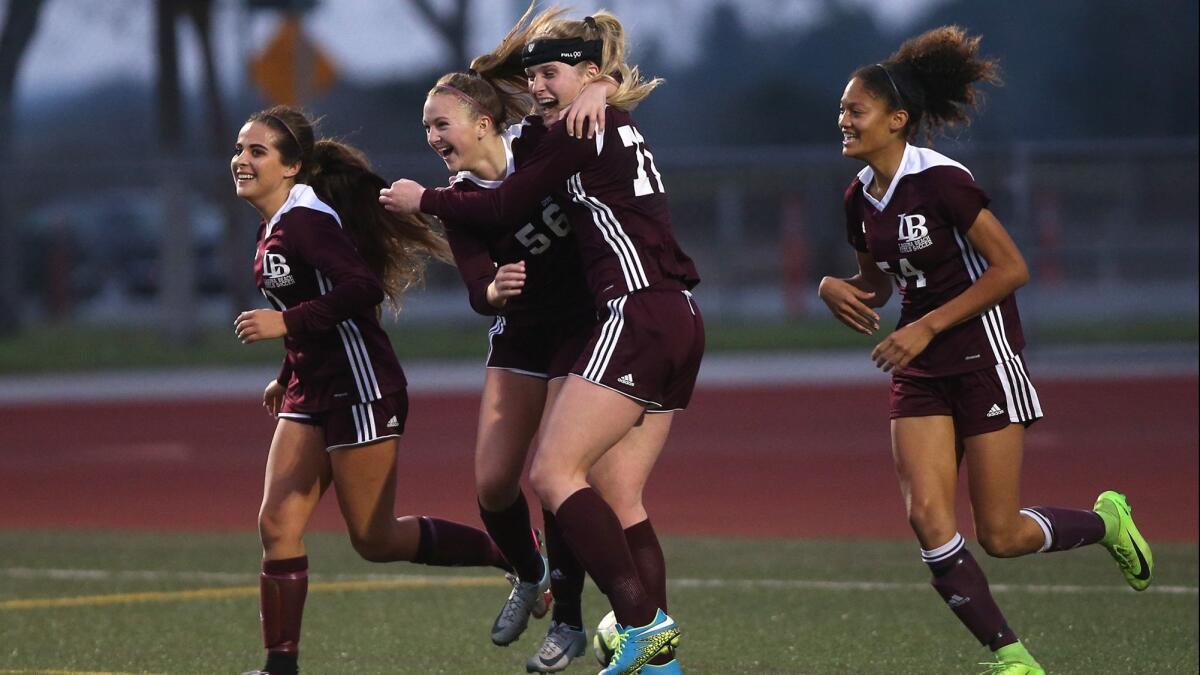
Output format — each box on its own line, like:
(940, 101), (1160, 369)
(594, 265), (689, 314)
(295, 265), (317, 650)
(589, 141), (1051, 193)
(853, 25), (1001, 142)
(473, 3), (663, 112)
(246, 105), (450, 310)
(307, 140), (451, 310)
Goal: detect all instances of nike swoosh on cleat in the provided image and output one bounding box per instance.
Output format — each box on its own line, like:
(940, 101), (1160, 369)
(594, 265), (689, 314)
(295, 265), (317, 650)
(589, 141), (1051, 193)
(1129, 535), (1151, 581)
(643, 617), (676, 634)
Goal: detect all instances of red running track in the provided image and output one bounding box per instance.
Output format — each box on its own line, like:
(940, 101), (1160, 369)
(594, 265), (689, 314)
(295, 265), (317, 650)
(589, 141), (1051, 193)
(0, 378), (1195, 541)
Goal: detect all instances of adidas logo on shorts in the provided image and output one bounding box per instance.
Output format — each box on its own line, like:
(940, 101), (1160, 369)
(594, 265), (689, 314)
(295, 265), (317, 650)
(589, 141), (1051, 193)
(946, 593), (971, 608)
(385, 416), (400, 428)
(986, 404), (1005, 418)
(618, 373), (635, 387)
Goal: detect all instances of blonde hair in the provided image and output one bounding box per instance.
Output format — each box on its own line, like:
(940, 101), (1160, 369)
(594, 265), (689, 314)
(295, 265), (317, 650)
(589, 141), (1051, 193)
(428, 71), (530, 130)
(470, 3), (662, 111)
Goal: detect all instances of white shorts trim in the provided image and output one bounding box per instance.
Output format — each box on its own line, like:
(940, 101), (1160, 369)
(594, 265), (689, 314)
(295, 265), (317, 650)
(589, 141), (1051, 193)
(326, 433), (401, 453)
(485, 365), (550, 379)
(568, 372), (658, 408)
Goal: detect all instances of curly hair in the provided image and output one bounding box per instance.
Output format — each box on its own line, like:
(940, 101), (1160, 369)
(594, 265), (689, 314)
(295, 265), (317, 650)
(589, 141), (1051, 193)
(852, 25), (1002, 142)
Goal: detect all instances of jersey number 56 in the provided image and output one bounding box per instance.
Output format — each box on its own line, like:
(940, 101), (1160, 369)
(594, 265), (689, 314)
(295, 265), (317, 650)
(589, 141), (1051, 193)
(516, 202), (571, 255)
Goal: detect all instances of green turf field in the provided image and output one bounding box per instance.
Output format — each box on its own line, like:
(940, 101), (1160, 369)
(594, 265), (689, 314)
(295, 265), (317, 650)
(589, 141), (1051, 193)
(0, 531), (1195, 674)
(1, 316), (1196, 374)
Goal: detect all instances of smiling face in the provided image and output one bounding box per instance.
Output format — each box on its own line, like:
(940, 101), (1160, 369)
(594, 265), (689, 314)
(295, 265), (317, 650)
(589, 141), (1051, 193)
(231, 121), (300, 215)
(423, 92), (488, 174)
(838, 77), (906, 161)
(525, 60), (594, 125)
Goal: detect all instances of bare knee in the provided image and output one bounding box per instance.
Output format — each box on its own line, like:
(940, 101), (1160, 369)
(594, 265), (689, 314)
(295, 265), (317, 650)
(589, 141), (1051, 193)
(476, 473), (521, 512)
(977, 528), (1025, 558)
(592, 481), (645, 528)
(528, 459), (556, 506)
(346, 521), (415, 563)
(258, 507), (305, 556)
(907, 499), (956, 548)
(348, 534), (395, 563)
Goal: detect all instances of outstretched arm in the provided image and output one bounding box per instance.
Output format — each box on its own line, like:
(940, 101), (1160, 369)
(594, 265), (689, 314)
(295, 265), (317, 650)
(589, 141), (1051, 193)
(379, 120), (597, 235)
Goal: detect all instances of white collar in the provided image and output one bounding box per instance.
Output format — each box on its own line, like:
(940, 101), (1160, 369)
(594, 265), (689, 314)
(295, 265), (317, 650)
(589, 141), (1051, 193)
(857, 144), (971, 210)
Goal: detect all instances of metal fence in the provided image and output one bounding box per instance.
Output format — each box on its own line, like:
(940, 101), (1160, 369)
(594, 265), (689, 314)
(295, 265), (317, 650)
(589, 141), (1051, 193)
(4, 138), (1197, 330)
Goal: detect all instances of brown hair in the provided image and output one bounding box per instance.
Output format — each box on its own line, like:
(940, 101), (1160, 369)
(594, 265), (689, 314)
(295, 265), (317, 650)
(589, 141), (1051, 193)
(469, 3), (662, 111)
(852, 25), (1001, 142)
(248, 106), (451, 309)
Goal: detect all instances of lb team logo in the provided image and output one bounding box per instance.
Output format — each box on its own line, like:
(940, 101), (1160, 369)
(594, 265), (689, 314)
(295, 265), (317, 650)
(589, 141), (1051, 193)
(263, 252), (295, 288)
(897, 213), (933, 253)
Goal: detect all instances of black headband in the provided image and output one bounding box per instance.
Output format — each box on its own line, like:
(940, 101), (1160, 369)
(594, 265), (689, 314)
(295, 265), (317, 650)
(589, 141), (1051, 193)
(875, 63), (904, 106)
(521, 37), (603, 68)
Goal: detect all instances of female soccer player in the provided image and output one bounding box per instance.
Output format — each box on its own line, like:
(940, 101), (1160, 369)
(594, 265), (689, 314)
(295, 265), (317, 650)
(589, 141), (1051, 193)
(231, 106), (516, 675)
(419, 68), (614, 671)
(382, 9), (702, 675)
(819, 26), (1154, 675)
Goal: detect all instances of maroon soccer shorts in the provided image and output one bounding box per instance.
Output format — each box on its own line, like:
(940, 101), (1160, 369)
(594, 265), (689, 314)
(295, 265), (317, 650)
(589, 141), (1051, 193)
(485, 311), (597, 379)
(279, 390), (408, 451)
(889, 354), (1044, 437)
(570, 288), (705, 412)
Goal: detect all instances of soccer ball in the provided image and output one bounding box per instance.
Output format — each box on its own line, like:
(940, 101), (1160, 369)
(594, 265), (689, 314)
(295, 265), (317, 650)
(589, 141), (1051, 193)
(593, 610), (620, 666)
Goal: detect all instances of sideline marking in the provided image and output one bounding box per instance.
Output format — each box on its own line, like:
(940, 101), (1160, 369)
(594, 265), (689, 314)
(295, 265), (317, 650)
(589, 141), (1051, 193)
(2, 568), (1194, 610)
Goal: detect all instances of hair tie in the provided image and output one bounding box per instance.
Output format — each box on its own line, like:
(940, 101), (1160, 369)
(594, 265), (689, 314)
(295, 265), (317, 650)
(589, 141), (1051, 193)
(583, 16), (597, 30)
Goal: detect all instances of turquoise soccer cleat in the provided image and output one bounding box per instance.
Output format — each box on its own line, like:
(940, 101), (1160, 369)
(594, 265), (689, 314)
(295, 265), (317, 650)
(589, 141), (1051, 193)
(598, 609), (681, 675)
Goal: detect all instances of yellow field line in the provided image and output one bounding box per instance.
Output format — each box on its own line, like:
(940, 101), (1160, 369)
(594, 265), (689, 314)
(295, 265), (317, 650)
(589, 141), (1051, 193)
(0, 576), (507, 611)
(0, 671), (142, 674)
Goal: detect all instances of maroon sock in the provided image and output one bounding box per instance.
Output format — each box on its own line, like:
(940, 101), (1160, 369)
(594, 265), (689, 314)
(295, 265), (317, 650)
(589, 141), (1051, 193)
(555, 488), (656, 627)
(260, 555), (307, 668)
(1021, 507), (1106, 552)
(414, 516), (512, 572)
(543, 508), (586, 628)
(923, 537), (1017, 650)
(479, 493), (544, 582)
(625, 520), (672, 668)
(624, 519), (667, 613)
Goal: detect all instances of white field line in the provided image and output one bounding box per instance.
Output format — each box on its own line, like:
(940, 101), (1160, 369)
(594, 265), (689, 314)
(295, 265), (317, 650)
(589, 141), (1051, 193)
(2, 566), (1194, 604)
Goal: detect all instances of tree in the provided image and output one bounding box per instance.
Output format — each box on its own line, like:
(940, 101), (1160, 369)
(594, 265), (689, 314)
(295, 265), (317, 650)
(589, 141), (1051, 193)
(0, 0), (47, 334)
(410, 0), (470, 69)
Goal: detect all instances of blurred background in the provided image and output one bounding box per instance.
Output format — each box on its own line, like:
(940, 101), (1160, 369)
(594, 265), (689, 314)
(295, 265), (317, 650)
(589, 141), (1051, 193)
(0, 6), (1196, 670)
(0, 0), (1196, 371)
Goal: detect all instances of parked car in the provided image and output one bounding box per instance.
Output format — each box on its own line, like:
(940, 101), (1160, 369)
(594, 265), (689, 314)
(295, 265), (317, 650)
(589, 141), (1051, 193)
(18, 189), (228, 308)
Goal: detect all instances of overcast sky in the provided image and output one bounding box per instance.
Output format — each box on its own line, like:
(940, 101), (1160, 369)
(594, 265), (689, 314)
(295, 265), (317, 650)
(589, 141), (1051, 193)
(11, 0), (948, 102)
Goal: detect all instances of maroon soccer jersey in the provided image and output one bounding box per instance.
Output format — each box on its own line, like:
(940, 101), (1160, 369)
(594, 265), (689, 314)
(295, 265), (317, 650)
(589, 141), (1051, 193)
(443, 117), (592, 322)
(844, 144), (1025, 376)
(422, 107), (700, 307)
(254, 184), (406, 412)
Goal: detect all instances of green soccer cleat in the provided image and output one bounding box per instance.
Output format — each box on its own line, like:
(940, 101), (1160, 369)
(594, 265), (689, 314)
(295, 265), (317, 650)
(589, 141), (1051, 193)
(1094, 490), (1154, 591)
(977, 662), (1046, 675)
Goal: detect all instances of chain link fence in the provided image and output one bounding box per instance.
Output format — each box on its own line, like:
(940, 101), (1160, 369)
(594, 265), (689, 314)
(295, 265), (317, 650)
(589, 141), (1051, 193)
(3, 138), (1196, 332)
